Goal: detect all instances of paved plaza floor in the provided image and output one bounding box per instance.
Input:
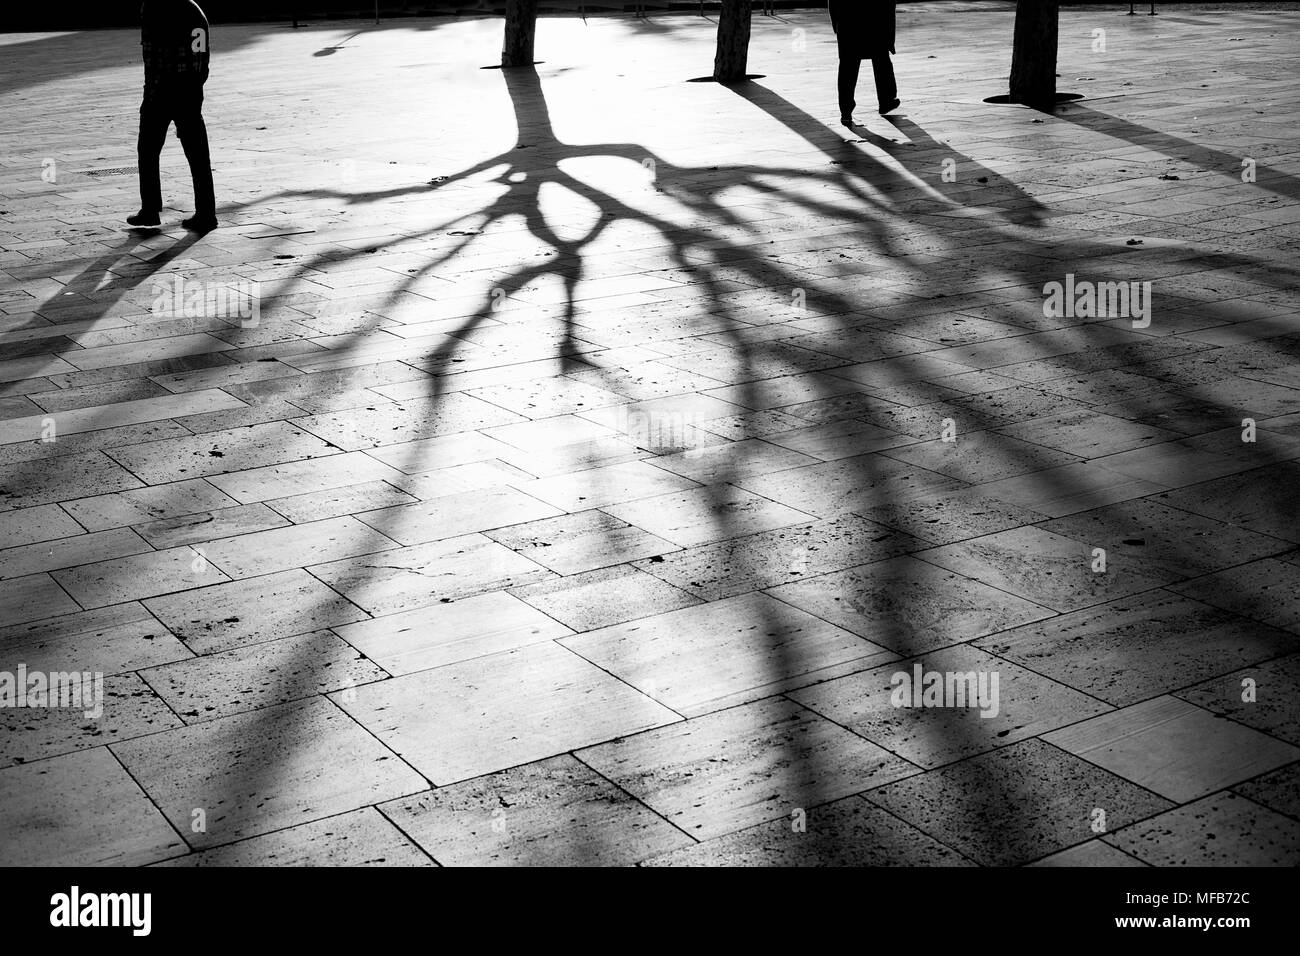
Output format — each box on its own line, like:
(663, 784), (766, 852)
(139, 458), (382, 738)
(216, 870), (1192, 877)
(1, 4), (1299, 866)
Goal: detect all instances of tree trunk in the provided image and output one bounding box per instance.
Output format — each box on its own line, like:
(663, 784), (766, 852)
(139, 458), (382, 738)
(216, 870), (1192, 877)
(502, 0), (539, 67)
(713, 0), (752, 83)
(1009, 0), (1058, 108)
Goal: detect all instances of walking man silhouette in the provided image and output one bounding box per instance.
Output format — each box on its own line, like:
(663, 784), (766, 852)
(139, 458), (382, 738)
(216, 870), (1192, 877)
(830, 0), (900, 128)
(128, 0), (217, 232)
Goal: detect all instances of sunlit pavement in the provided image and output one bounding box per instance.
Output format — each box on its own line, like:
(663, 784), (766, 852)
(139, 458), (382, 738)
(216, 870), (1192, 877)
(1, 4), (1299, 866)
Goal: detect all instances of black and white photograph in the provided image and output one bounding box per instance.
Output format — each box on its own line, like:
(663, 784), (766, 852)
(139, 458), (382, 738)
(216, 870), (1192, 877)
(0, 0), (1295, 932)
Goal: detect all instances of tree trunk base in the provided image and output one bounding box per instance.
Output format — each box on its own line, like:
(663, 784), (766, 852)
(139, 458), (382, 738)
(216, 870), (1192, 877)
(983, 91), (1084, 110)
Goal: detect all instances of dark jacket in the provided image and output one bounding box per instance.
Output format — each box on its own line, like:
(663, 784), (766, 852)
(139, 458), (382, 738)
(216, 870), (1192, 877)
(829, 0), (896, 59)
(141, 0), (210, 98)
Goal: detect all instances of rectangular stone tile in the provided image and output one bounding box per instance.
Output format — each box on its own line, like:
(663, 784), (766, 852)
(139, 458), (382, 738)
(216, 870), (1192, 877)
(205, 451), (408, 503)
(1027, 840), (1146, 867)
(916, 526), (1177, 614)
(0, 573), (80, 627)
(578, 393), (744, 438)
(0, 673), (183, 768)
(0, 394), (44, 421)
(150, 358), (303, 394)
(491, 435), (651, 478)
(510, 564), (701, 632)
(779, 391), (924, 430)
(134, 502), (292, 549)
(1038, 497), (1291, 582)
(0, 354), (78, 385)
(113, 697), (427, 850)
(694, 409), (808, 441)
(265, 479), (417, 523)
(1043, 696), (1300, 803)
(360, 430), (518, 475)
(0, 602), (190, 676)
(0, 747), (187, 865)
(647, 438), (818, 484)
(881, 430), (1080, 484)
(996, 408), (1184, 459)
(394, 458), (536, 500)
(568, 359), (728, 403)
(604, 484), (814, 548)
(0, 421), (190, 469)
(144, 569), (368, 655)
(465, 377), (629, 418)
(975, 460), (1168, 518)
(1168, 558), (1300, 634)
(0, 451), (144, 509)
(1176, 653), (1300, 747)
(200, 515), (399, 578)
(140, 629), (387, 723)
(793, 641), (1109, 769)
(60, 333), (234, 371)
(1233, 762), (1300, 820)
(635, 514), (923, 602)
(481, 413), (619, 452)
(380, 754), (691, 866)
(53, 546), (226, 609)
(562, 592), (894, 717)
(0, 527), (152, 581)
(310, 533), (552, 616)
(769, 555), (1054, 655)
(643, 796), (971, 866)
(356, 486), (562, 546)
(334, 591), (572, 676)
(334, 642), (680, 785)
(295, 392), (524, 451)
(1156, 461), (1300, 543)
(924, 325), (1135, 373)
(0, 388), (245, 445)
(0, 503), (84, 549)
(174, 397), (306, 435)
(735, 454), (968, 518)
(578, 697), (917, 841)
(484, 510), (680, 576)
(764, 419), (920, 460)
(978, 590), (1295, 706)
(1104, 792), (1300, 866)
(516, 460), (699, 511)
(859, 486), (1046, 545)
(61, 478), (237, 532)
(105, 420), (340, 484)
(1092, 441), (1256, 489)
(865, 739), (1172, 866)
(155, 806), (432, 867)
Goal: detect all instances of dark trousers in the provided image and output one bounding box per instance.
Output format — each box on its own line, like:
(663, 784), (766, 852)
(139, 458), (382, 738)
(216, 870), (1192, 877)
(837, 53), (897, 116)
(138, 86), (215, 216)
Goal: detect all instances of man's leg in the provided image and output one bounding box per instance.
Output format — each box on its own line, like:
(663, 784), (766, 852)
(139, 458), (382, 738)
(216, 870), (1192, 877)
(173, 88), (215, 221)
(872, 53), (899, 111)
(837, 53), (861, 120)
(136, 98), (169, 217)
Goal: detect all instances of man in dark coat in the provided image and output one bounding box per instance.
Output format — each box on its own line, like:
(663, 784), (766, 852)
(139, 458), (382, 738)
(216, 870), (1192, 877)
(128, 0), (217, 232)
(829, 0), (900, 127)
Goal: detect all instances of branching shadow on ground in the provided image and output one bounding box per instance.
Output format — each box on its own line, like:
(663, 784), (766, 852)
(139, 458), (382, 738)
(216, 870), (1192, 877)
(7, 62), (1300, 864)
(179, 68), (1300, 863)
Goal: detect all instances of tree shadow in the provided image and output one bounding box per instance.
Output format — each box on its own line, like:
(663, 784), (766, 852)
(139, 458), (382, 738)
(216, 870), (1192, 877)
(138, 61), (1300, 866)
(1055, 102), (1300, 203)
(0, 231), (204, 500)
(8, 54), (1300, 866)
(240, 67), (1300, 863)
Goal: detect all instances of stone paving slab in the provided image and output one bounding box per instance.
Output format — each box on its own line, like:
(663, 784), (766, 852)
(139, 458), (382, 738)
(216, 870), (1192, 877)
(2, 4), (1299, 866)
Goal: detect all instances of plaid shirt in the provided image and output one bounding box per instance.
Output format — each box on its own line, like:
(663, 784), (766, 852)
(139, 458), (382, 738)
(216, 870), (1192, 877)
(141, 0), (210, 97)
